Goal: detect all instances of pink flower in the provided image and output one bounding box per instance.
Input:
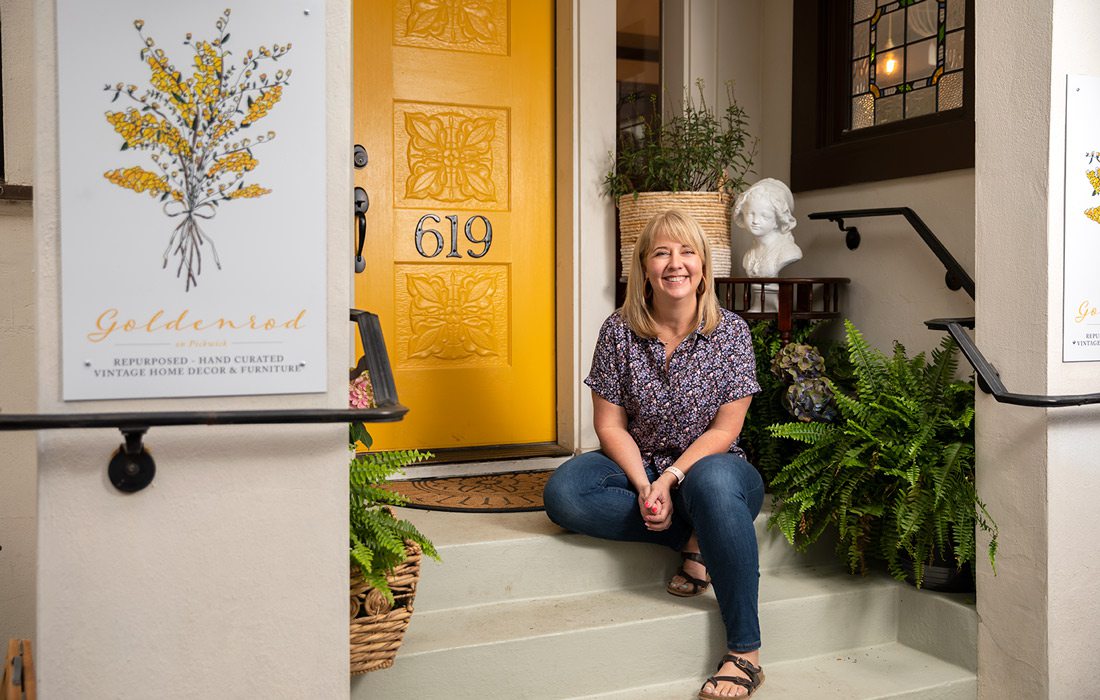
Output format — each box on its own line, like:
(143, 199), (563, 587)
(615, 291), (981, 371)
(349, 371), (376, 409)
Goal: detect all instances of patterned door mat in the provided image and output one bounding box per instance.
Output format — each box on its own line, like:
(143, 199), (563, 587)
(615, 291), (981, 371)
(384, 469), (553, 513)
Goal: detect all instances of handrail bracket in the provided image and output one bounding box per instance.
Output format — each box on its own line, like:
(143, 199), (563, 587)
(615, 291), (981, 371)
(109, 427), (155, 493)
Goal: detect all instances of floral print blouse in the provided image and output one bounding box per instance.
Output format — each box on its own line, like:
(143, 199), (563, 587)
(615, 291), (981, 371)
(584, 308), (760, 473)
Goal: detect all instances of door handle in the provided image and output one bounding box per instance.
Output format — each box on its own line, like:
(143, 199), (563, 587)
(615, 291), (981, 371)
(354, 186), (369, 274)
(353, 144), (369, 274)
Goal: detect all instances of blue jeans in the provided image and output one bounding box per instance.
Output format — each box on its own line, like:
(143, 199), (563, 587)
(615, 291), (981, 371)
(542, 450), (765, 652)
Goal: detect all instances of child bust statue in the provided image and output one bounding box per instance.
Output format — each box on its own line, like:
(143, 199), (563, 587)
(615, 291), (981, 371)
(733, 178), (802, 278)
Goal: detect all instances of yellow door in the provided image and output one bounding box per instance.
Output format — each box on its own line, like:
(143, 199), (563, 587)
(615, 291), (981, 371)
(353, 0), (556, 451)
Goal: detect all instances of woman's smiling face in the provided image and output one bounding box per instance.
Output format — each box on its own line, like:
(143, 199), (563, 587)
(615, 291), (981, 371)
(645, 234), (703, 303)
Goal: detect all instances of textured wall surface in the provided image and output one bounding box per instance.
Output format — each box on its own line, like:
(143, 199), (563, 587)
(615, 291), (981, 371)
(0, 204), (36, 644)
(975, 1), (1053, 697)
(0, 0), (38, 645)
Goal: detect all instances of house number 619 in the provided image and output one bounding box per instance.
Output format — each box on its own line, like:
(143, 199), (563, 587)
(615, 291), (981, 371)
(414, 214), (493, 259)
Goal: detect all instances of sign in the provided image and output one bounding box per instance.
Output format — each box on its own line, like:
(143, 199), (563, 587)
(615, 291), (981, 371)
(56, 0), (327, 399)
(1064, 75), (1100, 362)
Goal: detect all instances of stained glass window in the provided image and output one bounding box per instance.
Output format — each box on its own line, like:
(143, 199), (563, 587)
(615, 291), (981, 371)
(849, 0), (965, 131)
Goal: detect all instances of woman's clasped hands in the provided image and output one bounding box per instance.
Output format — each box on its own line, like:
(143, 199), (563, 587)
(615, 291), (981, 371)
(639, 475), (674, 531)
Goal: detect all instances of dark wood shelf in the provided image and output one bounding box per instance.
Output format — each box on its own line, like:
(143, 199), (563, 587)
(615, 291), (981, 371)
(716, 277), (849, 342)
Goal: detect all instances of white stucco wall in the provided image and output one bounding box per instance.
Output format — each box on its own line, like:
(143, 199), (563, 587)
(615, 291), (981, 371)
(974, 3), (1052, 697)
(0, 0), (38, 645)
(32, 2), (351, 697)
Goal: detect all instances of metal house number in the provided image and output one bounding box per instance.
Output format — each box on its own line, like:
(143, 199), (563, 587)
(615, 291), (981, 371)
(414, 214), (493, 259)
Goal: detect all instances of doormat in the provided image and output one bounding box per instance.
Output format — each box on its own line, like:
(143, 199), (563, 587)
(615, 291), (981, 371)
(385, 469), (553, 513)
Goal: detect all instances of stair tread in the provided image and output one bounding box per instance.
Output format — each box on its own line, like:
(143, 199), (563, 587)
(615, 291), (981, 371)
(578, 642), (975, 699)
(400, 566), (895, 655)
(395, 499), (783, 550)
(394, 506), (562, 548)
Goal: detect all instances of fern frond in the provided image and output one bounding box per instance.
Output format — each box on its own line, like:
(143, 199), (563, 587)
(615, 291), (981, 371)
(348, 441), (441, 603)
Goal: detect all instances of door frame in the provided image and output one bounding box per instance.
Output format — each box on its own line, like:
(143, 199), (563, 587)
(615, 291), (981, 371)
(554, 0), (618, 457)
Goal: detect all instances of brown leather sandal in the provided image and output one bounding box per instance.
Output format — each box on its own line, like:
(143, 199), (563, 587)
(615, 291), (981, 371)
(666, 551), (710, 597)
(698, 654), (765, 699)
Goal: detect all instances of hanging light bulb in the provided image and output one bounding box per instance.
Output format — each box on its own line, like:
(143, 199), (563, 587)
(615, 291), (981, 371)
(885, 58), (898, 74)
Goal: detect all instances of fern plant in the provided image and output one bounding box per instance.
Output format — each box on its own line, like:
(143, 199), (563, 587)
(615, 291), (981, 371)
(348, 422), (439, 604)
(767, 320), (998, 588)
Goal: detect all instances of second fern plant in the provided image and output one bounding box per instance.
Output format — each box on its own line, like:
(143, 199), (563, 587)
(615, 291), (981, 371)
(349, 422), (439, 603)
(767, 320), (997, 589)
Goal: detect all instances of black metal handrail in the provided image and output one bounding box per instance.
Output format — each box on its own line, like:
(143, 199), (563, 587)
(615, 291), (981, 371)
(0, 308), (406, 492)
(809, 207), (975, 299)
(927, 317), (1100, 407)
(0, 405), (407, 432)
(0, 404), (407, 492)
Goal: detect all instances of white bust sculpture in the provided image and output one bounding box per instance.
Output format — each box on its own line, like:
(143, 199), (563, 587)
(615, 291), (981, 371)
(733, 178), (802, 278)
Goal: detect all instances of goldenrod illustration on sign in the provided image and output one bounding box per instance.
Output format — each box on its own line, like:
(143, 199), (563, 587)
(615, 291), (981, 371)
(102, 9), (291, 291)
(1085, 153), (1100, 224)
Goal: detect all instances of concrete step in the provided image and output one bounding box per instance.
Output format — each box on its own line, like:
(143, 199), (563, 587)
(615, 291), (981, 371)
(354, 505), (977, 700)
(397, 504), (837, 614)
(352, 568), (901, 699)
(580, 643), (975, 699)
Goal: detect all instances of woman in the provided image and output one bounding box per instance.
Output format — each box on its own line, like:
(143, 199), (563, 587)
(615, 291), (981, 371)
(734, 177), (802, 278)
(543, 209), (765, 699)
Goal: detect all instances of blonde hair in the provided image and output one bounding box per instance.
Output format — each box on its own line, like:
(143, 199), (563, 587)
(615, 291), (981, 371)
(621, 209), (722, 338)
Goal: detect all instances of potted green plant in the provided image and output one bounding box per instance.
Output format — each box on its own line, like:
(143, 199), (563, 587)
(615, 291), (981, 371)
(348, 421), (439, 674)
(604, 79), (756, 277)
(766, 320), (998, 590)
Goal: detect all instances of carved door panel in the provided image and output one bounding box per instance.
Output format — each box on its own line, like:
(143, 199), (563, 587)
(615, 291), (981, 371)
(353, 0), (556, 451)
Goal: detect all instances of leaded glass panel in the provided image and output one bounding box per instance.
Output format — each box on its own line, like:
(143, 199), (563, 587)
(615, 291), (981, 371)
(877, 94), (904, 125)
(907, 38), (937, 82)
(906, 86), (936, 118)
(852, 94), (874, 129)
(853, 57), (870, 95)
(849, 0), (966, 132)
(877, 49), (904, 89)
(854, 0), (875, 22)
(946, 30), (964, 71)
(939, 72), (963, 111)
(853, 21), (870, 58)
(947, 0), (964, 30)
(880, 10), (905, 49)
(906, 1), (938, 41)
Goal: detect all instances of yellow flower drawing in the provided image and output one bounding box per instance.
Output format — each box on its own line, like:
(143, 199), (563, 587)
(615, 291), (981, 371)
(103, 9), (292, 291)
(1085, 167), (1100, 225)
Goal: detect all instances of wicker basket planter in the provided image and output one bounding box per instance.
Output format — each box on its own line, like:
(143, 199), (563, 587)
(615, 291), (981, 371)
(618, 191), (733, 277)
(349, 541), (422, 675)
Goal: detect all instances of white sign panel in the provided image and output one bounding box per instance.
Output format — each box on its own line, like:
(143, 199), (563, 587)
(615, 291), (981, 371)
(57, 1), (327, 399)
(1065, 75), (1100, 362)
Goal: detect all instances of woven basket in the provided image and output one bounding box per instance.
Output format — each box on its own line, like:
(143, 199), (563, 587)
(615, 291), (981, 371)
(349, 541), (422, 675)
(618, 191), (733, 277)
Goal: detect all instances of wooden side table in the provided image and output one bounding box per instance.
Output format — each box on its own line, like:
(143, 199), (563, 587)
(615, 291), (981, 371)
(715, 277), (849, 342)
